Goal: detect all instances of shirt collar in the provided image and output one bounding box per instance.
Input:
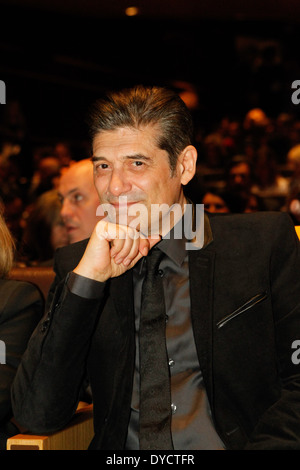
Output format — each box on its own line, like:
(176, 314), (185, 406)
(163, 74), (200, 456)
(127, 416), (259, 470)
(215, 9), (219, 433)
(158, 231), (186, 267)
(156, 206), (213, 267)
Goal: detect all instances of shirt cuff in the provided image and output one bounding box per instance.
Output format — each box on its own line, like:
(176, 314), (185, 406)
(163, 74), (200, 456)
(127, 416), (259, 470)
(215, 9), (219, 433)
(66, 271), (105, 299)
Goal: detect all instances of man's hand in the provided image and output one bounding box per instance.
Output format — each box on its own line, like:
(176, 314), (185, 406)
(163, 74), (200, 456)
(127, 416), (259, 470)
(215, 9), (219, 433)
(73, 220), (160, 282)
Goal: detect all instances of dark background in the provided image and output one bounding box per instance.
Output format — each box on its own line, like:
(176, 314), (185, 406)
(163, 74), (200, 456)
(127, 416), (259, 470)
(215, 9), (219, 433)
(0, 0), (300, 148)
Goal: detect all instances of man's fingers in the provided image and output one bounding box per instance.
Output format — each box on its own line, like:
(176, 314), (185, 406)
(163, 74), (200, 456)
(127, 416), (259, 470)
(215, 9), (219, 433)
(114, 234), (139, 264)
(123, 234), (162, 270)
(121, 237), (143, 266)
(96, 220), (134, 242)
(95, 220), (162, 272)
(139, 235), (161, 256)
(116, 233), (161, 268)
(104, 225), (139, 264)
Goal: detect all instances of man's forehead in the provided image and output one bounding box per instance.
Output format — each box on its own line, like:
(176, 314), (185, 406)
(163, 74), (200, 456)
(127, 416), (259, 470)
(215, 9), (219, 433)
(60, 162), (93, 180)
(92, 125), (161, 150)
(59, 165), (94, 194)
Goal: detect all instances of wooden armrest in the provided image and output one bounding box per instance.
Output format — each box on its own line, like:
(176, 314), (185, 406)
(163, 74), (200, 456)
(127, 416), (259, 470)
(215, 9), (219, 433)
(7, 403), (94, 450)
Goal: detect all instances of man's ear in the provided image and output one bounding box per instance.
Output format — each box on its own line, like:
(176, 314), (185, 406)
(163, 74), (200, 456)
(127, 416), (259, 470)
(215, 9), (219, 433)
(178, 145), (197, 185)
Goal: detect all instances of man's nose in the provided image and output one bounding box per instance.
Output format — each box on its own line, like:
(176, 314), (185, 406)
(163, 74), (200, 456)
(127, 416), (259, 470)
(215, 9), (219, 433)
(60, 199), (73, 219)
(108, 169), (131, 196)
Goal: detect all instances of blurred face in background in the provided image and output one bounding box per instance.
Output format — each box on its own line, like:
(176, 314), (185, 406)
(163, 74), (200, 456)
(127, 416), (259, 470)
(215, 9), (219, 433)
(58, 159), (101, 243)
(202, 192), (229, 213)
(228, 162), (252, 192)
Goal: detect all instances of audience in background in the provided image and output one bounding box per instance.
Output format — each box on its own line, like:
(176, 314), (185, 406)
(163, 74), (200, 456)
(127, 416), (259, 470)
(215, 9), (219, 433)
(201, 189), (230, 213)
(225, 155), (254, 195)
(53, 141), (75, 168)
(251, 146), (289, 210)
(287, 144), (300, 193)
(20, 189), (69, 266)
(0, 192), (24, 248)
(244, 193), (260, 213)
(28, 155), (61, 202)
(283, 188), (300, 226)
(252, 146), (289, 196)
(0, 101), (300, 254)
(0, 212), (43, 449)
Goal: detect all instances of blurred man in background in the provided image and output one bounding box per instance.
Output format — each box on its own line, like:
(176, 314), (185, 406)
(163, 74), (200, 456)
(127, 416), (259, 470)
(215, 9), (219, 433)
(58, 159), (101, 243)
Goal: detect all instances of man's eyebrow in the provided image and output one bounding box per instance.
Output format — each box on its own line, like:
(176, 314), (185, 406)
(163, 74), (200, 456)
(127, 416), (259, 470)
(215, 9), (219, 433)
(126, 154), (152, 162)
(91, 154), (152, 162)
(57, 188), (79, 199)
(91, 156), (107, 162)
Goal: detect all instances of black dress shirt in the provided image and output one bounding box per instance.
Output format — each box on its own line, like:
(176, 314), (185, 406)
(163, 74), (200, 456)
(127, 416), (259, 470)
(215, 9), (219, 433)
(125, 233), (224, 449)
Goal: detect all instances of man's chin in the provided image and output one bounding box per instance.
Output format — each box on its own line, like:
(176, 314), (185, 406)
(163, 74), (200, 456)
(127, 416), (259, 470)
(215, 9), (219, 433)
(69, 233), (85, 244)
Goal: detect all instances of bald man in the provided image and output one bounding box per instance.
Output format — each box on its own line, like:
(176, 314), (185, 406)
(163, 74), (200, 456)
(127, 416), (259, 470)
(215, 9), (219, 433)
(58, 159), (101, 243)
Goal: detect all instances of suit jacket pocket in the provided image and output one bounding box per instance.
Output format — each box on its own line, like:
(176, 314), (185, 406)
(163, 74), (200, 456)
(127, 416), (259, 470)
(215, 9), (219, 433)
(216, 291), (268, 329)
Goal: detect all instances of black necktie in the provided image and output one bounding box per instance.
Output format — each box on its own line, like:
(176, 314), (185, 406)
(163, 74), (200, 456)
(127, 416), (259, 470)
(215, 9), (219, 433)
(139, 248), (174, 450)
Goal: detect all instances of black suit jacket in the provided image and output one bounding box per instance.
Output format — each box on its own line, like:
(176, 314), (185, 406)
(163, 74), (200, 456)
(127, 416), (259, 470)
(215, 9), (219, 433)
(0, 279), (43, 448)
(11, 211), (300, 449)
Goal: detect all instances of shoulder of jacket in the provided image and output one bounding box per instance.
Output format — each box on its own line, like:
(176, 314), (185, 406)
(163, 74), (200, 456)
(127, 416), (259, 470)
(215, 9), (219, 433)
(0, 279), (43, 320)
(208, 211), (291, 228)
(53, 238), (90, 278)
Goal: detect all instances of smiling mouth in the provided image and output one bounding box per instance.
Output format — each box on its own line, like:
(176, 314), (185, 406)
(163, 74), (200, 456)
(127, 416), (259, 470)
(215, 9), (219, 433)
(111, 201), (138, 208)
(66, 226), (77, 232)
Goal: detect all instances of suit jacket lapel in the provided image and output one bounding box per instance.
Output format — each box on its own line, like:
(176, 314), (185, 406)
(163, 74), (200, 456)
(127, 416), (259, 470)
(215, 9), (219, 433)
(188, 237), (215, 402)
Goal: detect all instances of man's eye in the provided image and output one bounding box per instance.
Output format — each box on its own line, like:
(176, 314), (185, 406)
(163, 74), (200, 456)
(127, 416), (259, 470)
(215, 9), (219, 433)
(133, 161), (144, 167)
(73, 193), (83, 202)
(96, 163), (109, 170)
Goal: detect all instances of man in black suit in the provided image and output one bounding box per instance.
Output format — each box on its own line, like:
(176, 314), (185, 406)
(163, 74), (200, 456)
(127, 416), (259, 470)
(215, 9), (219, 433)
(12, 86), (300, 450)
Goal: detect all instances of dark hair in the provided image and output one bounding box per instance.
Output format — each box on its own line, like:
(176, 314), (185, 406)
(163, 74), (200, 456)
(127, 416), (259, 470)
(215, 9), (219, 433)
(22, 189), (63, 262)
(87, 85), (194, 173)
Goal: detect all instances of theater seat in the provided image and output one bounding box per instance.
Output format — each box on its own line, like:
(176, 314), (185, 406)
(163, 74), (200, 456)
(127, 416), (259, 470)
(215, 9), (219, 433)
(9, 266), (55, 300)
(7, 403), (94, 450)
